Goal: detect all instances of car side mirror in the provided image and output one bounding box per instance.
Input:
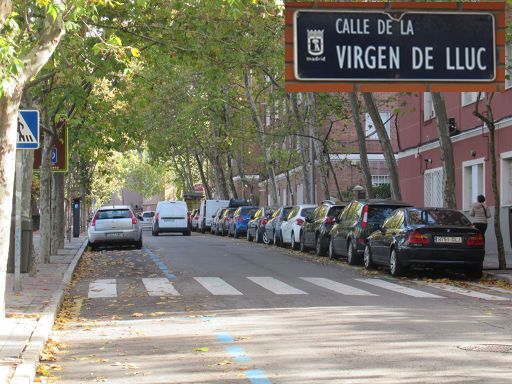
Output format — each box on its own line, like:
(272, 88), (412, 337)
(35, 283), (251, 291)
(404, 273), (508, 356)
(250, 215), (255, 220)
(212, 215), (215, 218)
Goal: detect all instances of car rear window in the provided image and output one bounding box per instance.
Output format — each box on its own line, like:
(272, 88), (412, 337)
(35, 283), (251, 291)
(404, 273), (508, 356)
(367, 206), (402, 225)
(96, 209), (131, 220)
(300, 207), (316, 217)
(327, 206), (344, 217)
(240, 207), (258, 216)
(143, 212), (154, 218)
(282, 207), (293, 218)
(408, 209), (472, 226)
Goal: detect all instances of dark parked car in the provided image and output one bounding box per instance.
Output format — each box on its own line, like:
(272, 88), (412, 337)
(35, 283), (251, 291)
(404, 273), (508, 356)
(218, 208), (237, 236)
(364, 207), (485, 278)
(300, 201), (346, 256)
(247, 207), (275, 243)
(211, 207), (228, 235)
(264, 206), (294, 246)
(328, 199), (412, 264)
(227, 206), (259, 238)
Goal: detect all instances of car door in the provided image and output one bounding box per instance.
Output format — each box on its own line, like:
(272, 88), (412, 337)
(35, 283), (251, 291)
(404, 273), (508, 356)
(331, 205), (349, 253)
(339, 202), (359, 256)
(304, 207), (319, 246)
(371, 214), (396, 264)
(281, 207), (298, 243)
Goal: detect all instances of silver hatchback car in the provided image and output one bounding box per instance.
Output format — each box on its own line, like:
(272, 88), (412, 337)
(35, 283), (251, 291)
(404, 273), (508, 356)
(88, 205), (143, 250)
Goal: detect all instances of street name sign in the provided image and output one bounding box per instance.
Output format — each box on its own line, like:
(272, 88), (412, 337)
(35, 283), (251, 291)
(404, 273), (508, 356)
(284, 2), (506, 93)
(16, 110), (39, 149)
(294, 11), (495, 82)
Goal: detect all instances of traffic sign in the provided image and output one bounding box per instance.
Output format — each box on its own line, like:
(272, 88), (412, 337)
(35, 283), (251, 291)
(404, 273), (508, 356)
(33, 126), (68, 172)
(51, 147), (58, 164)
(16, 110), (39, 149)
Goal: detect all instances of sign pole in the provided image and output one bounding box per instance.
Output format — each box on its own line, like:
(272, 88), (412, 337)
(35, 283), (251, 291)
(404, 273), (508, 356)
(14, 150), (23, 292)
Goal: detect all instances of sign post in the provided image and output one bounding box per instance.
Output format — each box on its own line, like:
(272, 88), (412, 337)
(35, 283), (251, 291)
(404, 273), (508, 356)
(14, 110), (39, 291)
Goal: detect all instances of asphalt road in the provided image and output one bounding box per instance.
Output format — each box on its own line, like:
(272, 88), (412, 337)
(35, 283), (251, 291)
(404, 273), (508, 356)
(43, 231), (512, 384)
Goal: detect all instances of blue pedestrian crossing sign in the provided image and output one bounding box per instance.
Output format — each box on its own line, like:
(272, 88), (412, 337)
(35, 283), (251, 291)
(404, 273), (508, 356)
(16, 110), (39, 149)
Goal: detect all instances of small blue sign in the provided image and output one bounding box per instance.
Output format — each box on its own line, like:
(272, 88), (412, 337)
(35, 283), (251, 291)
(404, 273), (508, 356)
(16, 110), (39, 149)
(51, 147), (58, 164)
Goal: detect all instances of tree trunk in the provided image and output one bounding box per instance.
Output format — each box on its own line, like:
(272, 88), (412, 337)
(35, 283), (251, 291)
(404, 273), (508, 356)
(20, 150), (35, 275)
(362, 92), (401, 200)
(243, 70), (278, 205)
(431, 92), (457, 209)
(194, 152), (212, 199)
(349, 93), (374, 199)
(310, 104), (330, 201)
(226, 154), (238, 199)
(291, 93), (312, 203)
(327, 158), (343, 202)
(51, 172), (65, 253)
(39, 121), (55, 264)
(212, 153), (229, 199)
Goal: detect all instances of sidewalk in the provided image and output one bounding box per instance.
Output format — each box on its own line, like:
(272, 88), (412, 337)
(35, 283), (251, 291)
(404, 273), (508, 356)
(0, 235), (88, 384)
(483, 250), (512, 283)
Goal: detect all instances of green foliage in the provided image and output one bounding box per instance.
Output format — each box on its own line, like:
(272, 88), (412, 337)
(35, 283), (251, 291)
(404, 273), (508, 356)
(373, 183), (392, 199)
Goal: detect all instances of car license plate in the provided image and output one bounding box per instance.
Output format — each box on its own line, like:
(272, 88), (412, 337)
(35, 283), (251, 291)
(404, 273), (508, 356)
(434, 236), (462, 244)
(106, 232), (122, 237)
(164, 219), (175, 222)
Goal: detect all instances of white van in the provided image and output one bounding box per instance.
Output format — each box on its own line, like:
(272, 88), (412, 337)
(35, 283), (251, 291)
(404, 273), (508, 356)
(152, 201), (190, 236)
(197, 200), (230, 233)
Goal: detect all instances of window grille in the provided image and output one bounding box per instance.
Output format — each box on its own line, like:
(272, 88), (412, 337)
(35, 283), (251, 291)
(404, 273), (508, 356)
(371, 175), (390, 186)
(424, 168), (444, 207)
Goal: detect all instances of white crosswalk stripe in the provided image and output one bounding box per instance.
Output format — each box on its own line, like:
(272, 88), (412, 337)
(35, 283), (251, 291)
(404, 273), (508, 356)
(247, 277), (307, 295)
(193, 277), (243, 295)
(355, 278), (444, 298)
(301, 277), (377, 296)
(88, 279), (117, 298)
(427, 283), (510, 301)
(142, 278), (180, 296)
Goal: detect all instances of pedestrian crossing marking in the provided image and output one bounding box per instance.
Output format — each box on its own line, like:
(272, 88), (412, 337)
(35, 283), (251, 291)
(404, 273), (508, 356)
(301, 277), (377, 296)
(142, 278), (180, 296)
(17, 113), (36, 143)
(193, 277), (243, 295)
(428, 283), (510, 301)
(88, 279), (117, 298)
(247, 277), (307, 295)
(355, 278), (444, 298)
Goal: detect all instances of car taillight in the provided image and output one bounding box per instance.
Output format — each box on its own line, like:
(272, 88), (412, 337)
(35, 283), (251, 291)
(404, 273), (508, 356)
(324, 216), (335, 225)
(237, 216), (243, 222)
(261, 218), (268, 225)
(91, 213), (97, 228)
(296, 218), (304, 226)
(406, 230), (429, 245)
(155, 212), (159, 222)
(361, 205), (369, 228)
(467, 233), (484, 246)
(129, 210), (137, 225)
(226, 217), (231, 222)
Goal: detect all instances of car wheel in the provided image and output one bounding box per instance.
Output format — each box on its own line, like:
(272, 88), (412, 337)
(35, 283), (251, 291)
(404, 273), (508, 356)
(152, 230), (159, 237)
(135, 239), (143, 249)
(328, 238), (337, 259)
(347, 240), (358, 265)
(256, 227), (262, 243)
(88, 241), (96, 251)
(300, 232), (307, 252)
(315, 235), (327, 257)
(465, 264), (483, 279)
(279, 231), (286, 248)
(291, 232), (299, 250)
(364, 244), (375, 270)
(183, 230), (191, 236)
(389, 248), (405, 277)
(247, 229), (253, 242)
(263, 231), (270, 244)
(272, 230), (277, 246)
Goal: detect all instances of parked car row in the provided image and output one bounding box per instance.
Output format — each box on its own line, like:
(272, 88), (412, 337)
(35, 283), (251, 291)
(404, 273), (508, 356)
(200, 199), (485, 279)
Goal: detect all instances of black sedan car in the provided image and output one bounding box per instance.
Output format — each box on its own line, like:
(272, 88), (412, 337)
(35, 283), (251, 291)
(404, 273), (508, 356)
(364, 207), (485, 278)
(247, 207), (275, 243)
(264, 206), (294, 246)
(300, 202), (346, 256)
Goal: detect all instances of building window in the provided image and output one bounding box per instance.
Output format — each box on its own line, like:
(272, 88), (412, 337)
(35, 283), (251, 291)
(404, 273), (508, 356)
(423, 92), (435, 121)
(282, 188), (287, 205)
(365, 112), (391, 140)
(501, 151), (512, 206)
(424, 167), (444, 208)
(461, 92), (484, 106)
(462, 159), (485, 211)
(506, 42), (512, 90)
(296, 183), (304, 205)
(371, 175), (390, 186)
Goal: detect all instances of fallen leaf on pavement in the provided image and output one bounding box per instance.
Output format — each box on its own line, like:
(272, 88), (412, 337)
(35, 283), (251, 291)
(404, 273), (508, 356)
(193, 347), (209, 352)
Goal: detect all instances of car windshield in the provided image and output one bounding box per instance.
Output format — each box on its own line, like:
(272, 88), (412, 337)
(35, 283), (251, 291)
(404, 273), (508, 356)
(240, 207), (258, 216)
(408, 209), (472, 226)
(367, 206), (402, 226)
(97, 209), (131, 220)
(300, 207), (315, 217)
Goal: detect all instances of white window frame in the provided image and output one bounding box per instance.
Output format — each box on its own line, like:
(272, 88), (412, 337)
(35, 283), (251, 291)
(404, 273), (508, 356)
(371, 175), (390, 186)
(282, 188), (287, 206)
(462, 158), (485, 211)
(365, 112), (391, 140)
(506, 41), (512, 90)
(461, 92), (484, 107)
(500, 150), (512, 207)
(423, 92), (435, 121)
(424, 167), (444, 208)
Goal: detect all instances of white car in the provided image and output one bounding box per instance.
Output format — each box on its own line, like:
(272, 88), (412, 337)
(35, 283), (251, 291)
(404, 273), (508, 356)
(153, 201), (190, 236)
(197, 199), (230, 233)
(87, 205), (143, 250)
(140, 211), (155, 230)
(280, 204), (317, 250)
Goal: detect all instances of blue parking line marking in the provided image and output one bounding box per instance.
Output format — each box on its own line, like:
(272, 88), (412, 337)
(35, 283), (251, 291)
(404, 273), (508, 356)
(143, 246), (176, 279)
(227, 346), (252, 362)
(215, 332), (234, 343)
(245, 369), (271, 384)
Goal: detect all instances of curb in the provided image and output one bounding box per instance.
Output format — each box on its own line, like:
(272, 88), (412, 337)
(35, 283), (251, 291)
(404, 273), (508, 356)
(483, 271), (512, 284)
(10, 238), (88, 384)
